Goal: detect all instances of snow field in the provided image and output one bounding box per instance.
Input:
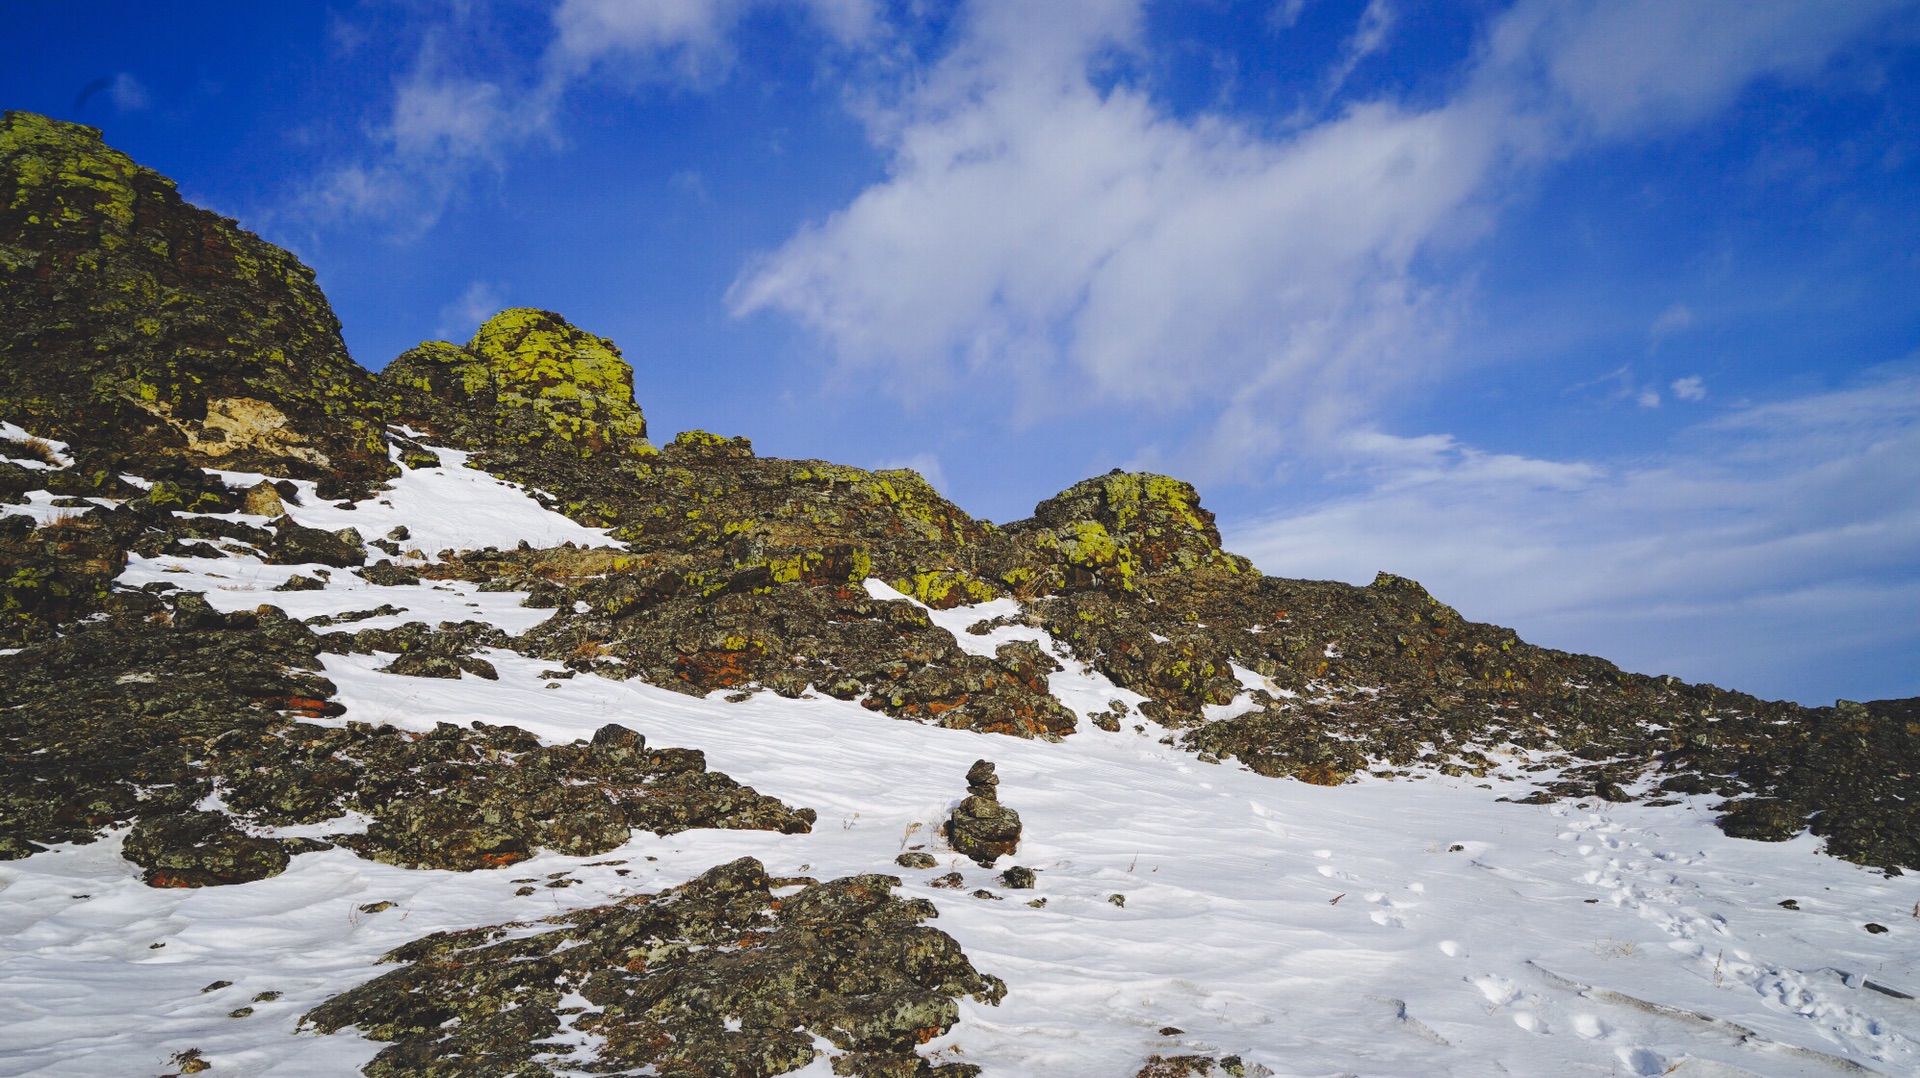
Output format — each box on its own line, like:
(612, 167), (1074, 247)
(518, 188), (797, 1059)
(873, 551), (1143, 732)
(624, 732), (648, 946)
(2, 447), (1916, 1077)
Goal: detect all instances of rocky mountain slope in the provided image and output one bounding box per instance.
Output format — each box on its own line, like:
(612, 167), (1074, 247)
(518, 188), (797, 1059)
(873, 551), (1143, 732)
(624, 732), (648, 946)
(2, 112), (1916, 1077)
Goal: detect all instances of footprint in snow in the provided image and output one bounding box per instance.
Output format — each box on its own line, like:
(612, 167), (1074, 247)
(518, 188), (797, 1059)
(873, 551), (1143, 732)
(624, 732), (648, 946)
(1569, 1013), (1609, 1039)
(1471, 974), (1521, 1008)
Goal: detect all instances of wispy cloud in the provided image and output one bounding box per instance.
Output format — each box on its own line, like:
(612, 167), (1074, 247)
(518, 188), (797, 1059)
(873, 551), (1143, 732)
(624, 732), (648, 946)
(293, 0), (876, 237)
(1649, 302), (1693, 352)
(1225, 365), (1920, 703)
(1671, 375), (1707, 401)
(1324, 0), (1396, 97)
(73, 72), (149, 115)
(436, 280), (508, 340)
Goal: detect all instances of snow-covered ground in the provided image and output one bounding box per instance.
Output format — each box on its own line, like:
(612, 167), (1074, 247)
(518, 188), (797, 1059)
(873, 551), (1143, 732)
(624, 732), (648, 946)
(3, 449), (1916, 1077)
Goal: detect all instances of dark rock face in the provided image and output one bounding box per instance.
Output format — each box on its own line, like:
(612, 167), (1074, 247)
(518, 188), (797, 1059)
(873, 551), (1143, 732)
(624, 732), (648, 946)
(0, 112), (392, 491)
(997, 865), (1037, 889)
(0, 593), (813, 877)
(266, 517), (365, 568)
(948, 760), (1022, 867)
(122, 811), (293, 888)
(302, 857), (1004, 1078)
(460, 544), (1078, 738)
(0, 509), (124, 647)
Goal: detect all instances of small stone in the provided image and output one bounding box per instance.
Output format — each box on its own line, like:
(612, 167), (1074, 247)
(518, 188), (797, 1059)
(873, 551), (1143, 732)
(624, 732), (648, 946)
(1778, 899), (1800, 910)
(358, 901), (396, 914)
(515, 886), (536, 896)
(1866, 923), (1890, 934)
(227, 1006), (253, 1019)
(1159, 1027), (1184, 1036)
(930, 872), (965, 889)
(895, 852), (938, 869)
(1108, 893), (1126, 907)
(997, 865), (1037, 889)
(252, 991), (281, 1003)
(965, 759), (999, 796)
(1026, 898), (1047, 908)
(200, 981), (232, 994)
(971, 889), (1002, 900)
(241, 480), (285, 518)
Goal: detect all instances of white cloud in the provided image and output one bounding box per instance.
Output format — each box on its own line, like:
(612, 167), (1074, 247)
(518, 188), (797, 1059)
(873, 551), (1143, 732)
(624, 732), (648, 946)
(292, 62), (552, 237)
(546, 0), (877, 82)
(436, 281), (508, 340)
(876, 451), (950, 493)
(732, 0), (1506, 471)
(1648, 302), (1693, 350)
(1224, 366), (1920, 702)
(109, 73), (149, 112)
(730, 0), (1907, 475)
(1636, 388), (1661, 408)
(1487, 0), (1913, 138)
(1671, 375), (1706, 401)
(390, 77), (516, 162)
(294, 0), (881, 235)
(1325, 0), (1397, 96)
(1269, 0), (1309, 32)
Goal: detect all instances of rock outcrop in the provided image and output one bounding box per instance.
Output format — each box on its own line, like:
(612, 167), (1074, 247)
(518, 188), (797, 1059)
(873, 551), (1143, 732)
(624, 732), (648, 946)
(303, 857), (1004, 1078)
(383, 307), (651, 469)
(0, 111), (392, 491)
(0, 593), (814, 877)
(1004, 470), (1253, 593)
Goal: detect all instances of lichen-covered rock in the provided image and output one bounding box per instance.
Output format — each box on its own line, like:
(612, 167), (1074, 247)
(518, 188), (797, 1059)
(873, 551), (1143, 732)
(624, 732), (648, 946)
(302, 857), (1004, 1078)
(491, 548), (1076, 738)
(382, 307), (650, 468)
(0, 595), (814, 878)
(0, 112), (392, 492)
(947, 760), (1021, 867)
(1135, 1054), (1251, 1078)
(0, 510), (125, 647)
(266, 517), (365, 568)
(1004, 470), (1252, 593)
(122, 810), (294, 888)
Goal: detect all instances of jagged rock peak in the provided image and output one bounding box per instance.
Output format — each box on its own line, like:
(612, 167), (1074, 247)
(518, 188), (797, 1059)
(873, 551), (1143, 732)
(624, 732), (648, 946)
(1011, 470), (1253, 591)
(0, 111), (393, 491)
(382, 307), (650, 462)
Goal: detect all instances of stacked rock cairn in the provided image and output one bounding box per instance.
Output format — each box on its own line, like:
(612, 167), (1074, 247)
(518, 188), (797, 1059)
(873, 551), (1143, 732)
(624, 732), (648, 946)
(947, 759), (1022, 867)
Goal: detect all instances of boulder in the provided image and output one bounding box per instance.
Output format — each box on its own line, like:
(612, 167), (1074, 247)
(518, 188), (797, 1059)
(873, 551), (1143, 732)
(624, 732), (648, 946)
(0, 111), (393, 491)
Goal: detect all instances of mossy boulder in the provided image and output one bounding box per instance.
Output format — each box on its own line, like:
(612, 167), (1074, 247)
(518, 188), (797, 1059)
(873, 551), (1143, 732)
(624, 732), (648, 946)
(0, 111), (393, 491)
(122, 810), (294, 888)
(382, 307), (650, 466)
(303, 857), (1004, 1078)
(1007, 471), (1252, 592)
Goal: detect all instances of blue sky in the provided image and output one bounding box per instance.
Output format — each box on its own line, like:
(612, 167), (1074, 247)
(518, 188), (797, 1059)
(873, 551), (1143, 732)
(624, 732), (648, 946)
(7, 0), (1918, 705)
